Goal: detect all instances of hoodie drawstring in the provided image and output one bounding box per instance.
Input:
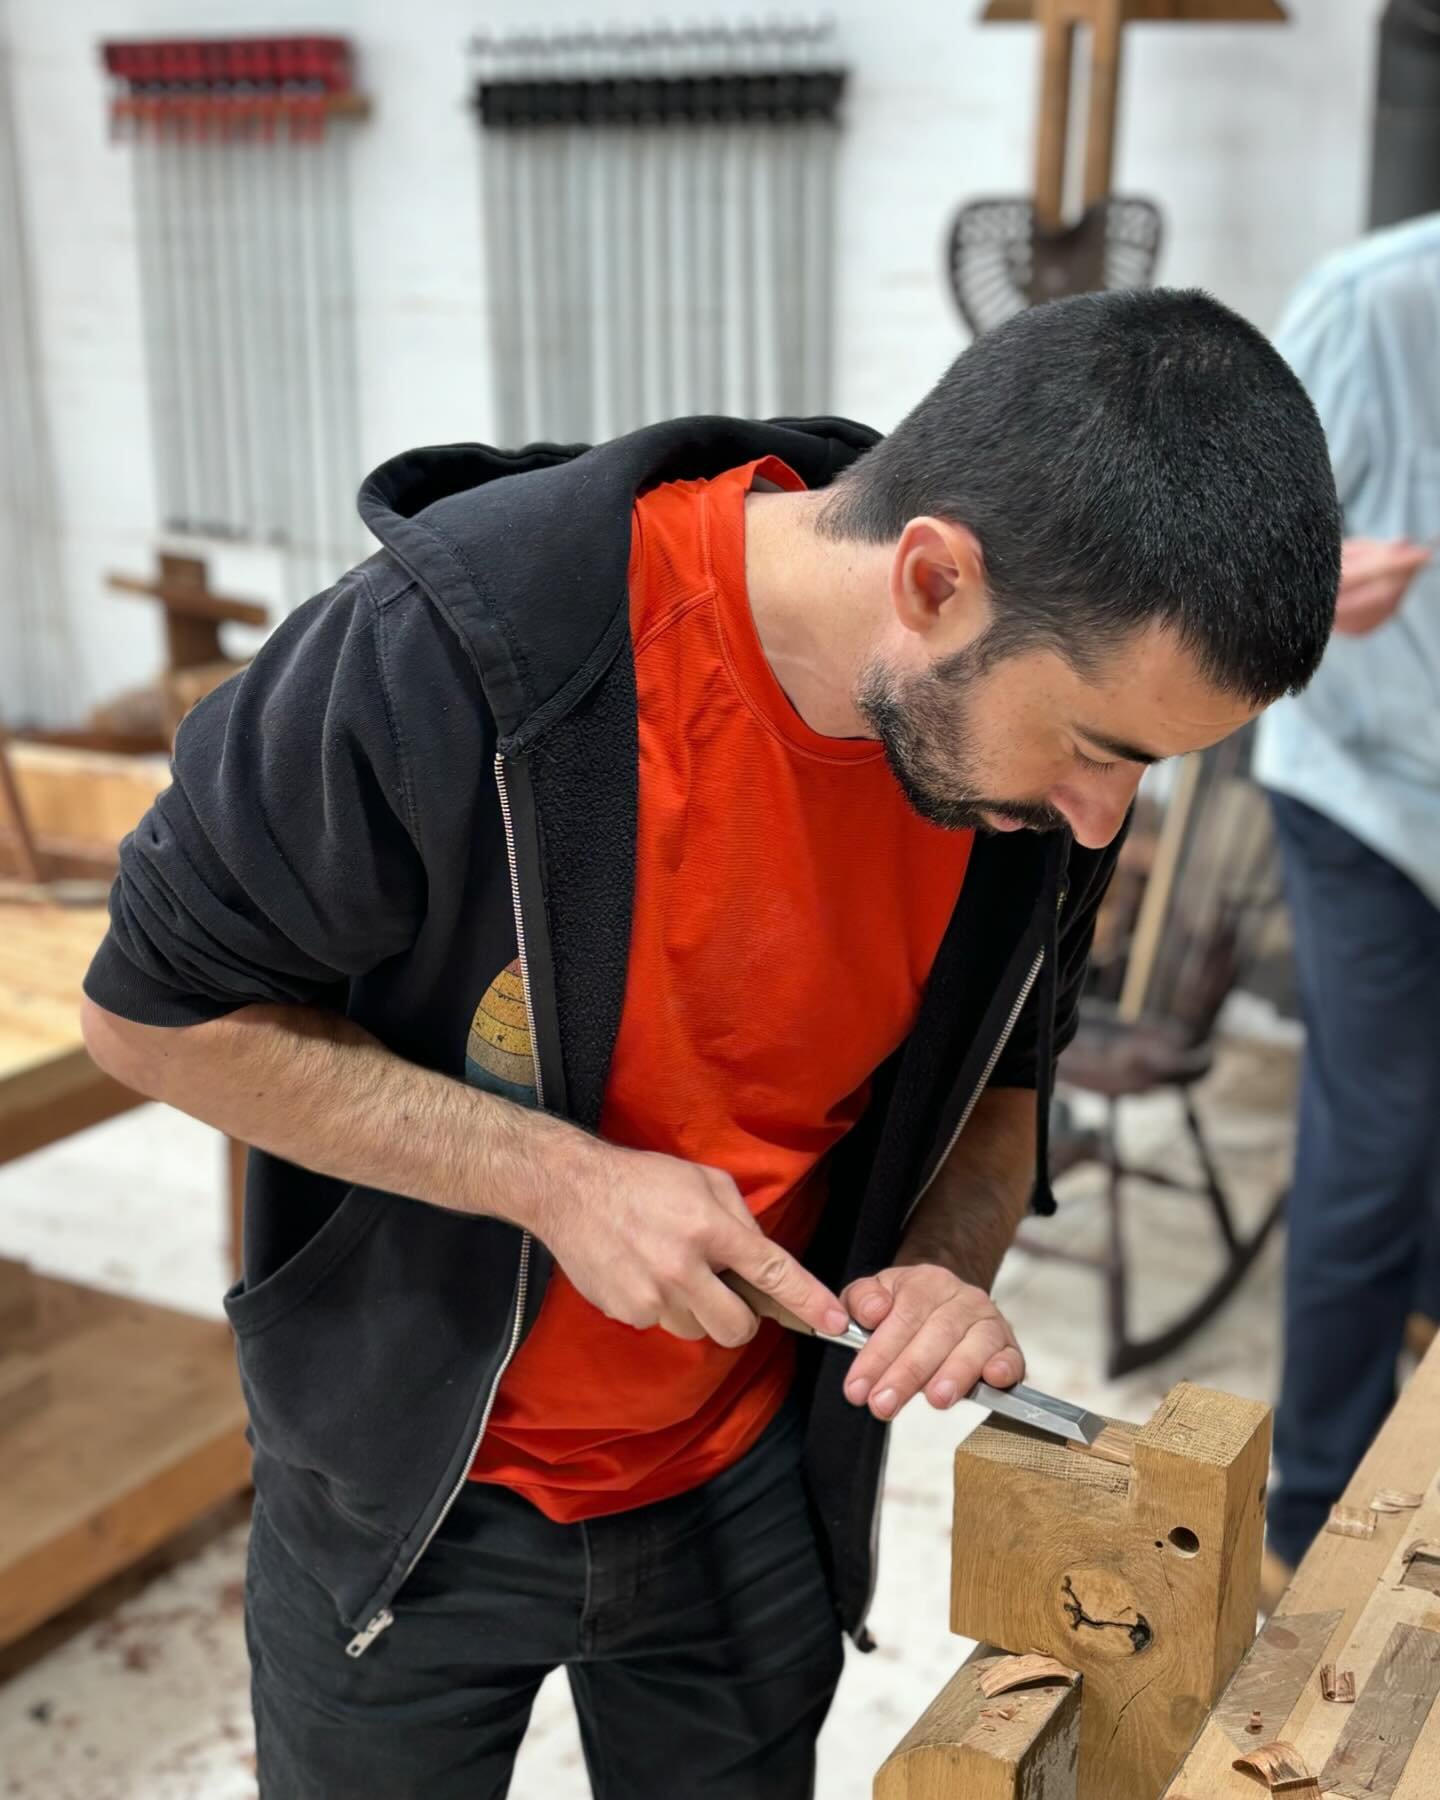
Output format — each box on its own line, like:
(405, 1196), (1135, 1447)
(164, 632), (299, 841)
(1030, 856), (1064, 1218)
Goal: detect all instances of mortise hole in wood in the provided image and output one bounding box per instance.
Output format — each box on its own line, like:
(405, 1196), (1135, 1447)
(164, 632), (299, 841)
(1168, 1526), (1201, 1557)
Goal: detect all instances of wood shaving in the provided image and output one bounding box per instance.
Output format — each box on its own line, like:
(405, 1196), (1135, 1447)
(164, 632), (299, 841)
(1245, 1709), (1263, 1733)
(1397, 1539), (1440, 1590)
(1324, 1505), (1377, 1539)
(978, 1704), (1016, 1723)
(1079, 1424), (1134, 1467)
(1369, 1488), (1424, 1513)
(1231, 1741), (1319, 1792)
(1318, 1663), (1355, 1703)
(976, 1652), (1080, 1698)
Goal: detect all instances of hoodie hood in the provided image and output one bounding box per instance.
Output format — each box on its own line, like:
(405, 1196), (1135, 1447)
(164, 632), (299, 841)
(357, 415), (880, 747)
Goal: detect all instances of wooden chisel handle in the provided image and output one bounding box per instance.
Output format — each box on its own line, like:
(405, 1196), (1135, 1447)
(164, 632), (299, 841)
(719, 1270), (870, 1348)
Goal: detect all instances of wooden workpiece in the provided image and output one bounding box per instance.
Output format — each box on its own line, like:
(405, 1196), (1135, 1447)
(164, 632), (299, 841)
(951, 1382), (1270, 1800)
(1164, 1338), (1440, 1799)
(875, 1645), (1082, 1800)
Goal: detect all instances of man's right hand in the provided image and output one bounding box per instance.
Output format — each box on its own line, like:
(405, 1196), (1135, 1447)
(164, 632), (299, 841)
(1334, 537), (1432, 636)
(79, 998), (849, 1353)
(534, 1135), (852, 1349)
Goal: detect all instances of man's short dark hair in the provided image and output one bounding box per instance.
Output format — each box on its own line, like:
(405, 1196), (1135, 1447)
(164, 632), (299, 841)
(818, 288), (1341, 704)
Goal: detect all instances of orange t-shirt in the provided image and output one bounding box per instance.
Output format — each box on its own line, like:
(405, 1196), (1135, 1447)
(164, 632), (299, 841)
(468, 456), (973, 1520)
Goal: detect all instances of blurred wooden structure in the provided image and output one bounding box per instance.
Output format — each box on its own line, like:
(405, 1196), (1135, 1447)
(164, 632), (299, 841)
(0, 739), (169, 883)
(952, 1), (1288, 334)
(105, 552), (264, 743)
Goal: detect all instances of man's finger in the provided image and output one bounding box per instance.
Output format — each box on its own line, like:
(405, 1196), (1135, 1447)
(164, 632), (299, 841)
(872, 1314), (1013, 1417)
(842, 1289), (936, 1404)
(655, 1306), (708, 1341)
(927, 1331), (1025, 1407)
(723, 1228), (850, 1337)
(841, 1275), (894, 1330)
(684, 1270), (763, 1349)
(857, 1309), (979, 1418)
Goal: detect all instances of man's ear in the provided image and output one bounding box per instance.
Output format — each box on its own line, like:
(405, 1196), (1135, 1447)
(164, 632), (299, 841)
(890, 517), (989, 643)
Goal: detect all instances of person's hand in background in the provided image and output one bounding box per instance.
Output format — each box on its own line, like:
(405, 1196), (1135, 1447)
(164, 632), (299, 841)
(1334, 537), (1432, 635)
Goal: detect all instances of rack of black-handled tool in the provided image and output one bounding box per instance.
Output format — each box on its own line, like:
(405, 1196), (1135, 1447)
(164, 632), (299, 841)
(473, 68), (846, 131)
(469, 20), (848, 445)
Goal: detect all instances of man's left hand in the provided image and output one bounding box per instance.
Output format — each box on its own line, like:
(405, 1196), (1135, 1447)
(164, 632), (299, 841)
(838, 1263), (1024, 1420)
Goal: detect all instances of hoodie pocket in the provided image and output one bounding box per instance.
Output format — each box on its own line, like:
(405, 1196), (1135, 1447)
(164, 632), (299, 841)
(222, 1192), (525, 1551)
(224, 1185), (386, 1338)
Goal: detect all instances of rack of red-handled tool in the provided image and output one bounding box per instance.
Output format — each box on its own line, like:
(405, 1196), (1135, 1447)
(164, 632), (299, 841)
(101, 37), (369, 141)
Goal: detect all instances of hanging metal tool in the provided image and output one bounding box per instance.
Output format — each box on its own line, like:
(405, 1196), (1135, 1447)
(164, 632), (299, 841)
(100, 36), (371, 600)
(470, 20), (848, 444)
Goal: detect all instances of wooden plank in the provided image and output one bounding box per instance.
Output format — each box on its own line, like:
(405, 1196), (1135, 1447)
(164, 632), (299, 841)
(1034, 0), (1077, 228)
(1083, 0), (1126, 207)
(227, 1137), (247, 1279)
(1210, 1612), (1345, 1749)
(952, 1382), (1270, 1800)
(0, 1350), (49, 1433)
(1165, 1339), (1440, 1796)
(0, 1254), (39, 1348)
(0, 901), (145, 1164)
(1320, 1625), (1440, 1799)
(0, 742), (168, 863)
(875, 1645), (1081, 1799)
(0, 730), (44, 884)
(0, 1046), (141, 1167)
(0, 1278), (249, 1647)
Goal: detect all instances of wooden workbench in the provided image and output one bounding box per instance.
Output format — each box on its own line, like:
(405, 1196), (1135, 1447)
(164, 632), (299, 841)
(1164, 1337), (1440, 1797)
(0, 901), (249, 1647)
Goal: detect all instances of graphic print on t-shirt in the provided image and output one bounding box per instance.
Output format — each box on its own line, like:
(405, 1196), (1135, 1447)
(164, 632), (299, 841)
(465, 959), (538, 1107)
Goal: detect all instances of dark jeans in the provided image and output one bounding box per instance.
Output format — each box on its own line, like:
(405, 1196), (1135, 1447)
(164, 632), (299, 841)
(1268, 794), (1440, 1567)
(245, 1401), (844, 1799)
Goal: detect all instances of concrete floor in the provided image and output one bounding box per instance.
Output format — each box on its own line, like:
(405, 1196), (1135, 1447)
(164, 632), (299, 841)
(0, 1036), (1297, 1799)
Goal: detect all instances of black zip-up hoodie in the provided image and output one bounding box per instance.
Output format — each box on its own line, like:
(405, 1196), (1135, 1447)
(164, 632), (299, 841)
(84, 416), (1122, 1658)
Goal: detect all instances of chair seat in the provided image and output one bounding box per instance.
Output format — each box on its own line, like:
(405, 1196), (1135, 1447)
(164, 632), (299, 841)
(1058, 1003), (1214, 1098)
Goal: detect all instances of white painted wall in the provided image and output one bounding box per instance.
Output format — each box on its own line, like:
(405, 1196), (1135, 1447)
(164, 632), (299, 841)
(3, 0), (1378, 717)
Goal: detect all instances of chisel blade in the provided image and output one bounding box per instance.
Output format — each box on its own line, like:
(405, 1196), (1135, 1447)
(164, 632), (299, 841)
(721, 1271), (1108, 1446)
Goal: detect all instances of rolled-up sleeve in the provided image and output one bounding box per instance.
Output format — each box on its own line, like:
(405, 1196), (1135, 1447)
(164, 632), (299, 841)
(84, 569), (428, 1026)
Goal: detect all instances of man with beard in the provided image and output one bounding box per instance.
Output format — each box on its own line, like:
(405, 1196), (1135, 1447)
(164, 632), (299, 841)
(81, 287), (1338, 1800)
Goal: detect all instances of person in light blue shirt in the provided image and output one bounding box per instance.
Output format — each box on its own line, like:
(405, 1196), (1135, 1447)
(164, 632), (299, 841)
(1255, 212), (1440, 1580)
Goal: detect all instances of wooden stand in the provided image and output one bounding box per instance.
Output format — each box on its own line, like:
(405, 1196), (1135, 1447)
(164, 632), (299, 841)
(0, 900), (251, 1648)
(1165, 1340), (1440, 1797)
(0, 1278), (249, 1646)
(875, 1645), (1082, 1799)
(949, 1384), (1270, 1800)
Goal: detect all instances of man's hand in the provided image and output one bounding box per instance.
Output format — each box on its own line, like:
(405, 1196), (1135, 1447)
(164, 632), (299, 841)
(540, 1136), (851, 1349)
(1334, 537), (1431, 636)
(838, 1263), (1024, 1420)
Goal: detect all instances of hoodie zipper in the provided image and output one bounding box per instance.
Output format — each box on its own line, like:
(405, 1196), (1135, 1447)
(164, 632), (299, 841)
(856, 877), (1066, 1640)
(344, 754), (542, 1659)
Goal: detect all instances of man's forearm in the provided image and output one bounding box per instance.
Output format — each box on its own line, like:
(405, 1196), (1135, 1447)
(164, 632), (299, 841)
(80, 998), (584, 1232)
(893, 1085), (1036, 1292)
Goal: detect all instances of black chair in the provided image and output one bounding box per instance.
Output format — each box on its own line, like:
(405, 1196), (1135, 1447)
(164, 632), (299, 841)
(1023, 732), (1288, 1376)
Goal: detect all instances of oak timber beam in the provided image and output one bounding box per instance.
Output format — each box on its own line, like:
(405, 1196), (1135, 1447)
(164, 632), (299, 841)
(875, 1645), (1081, 1800)
(951, 1381), (1270, 1800)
